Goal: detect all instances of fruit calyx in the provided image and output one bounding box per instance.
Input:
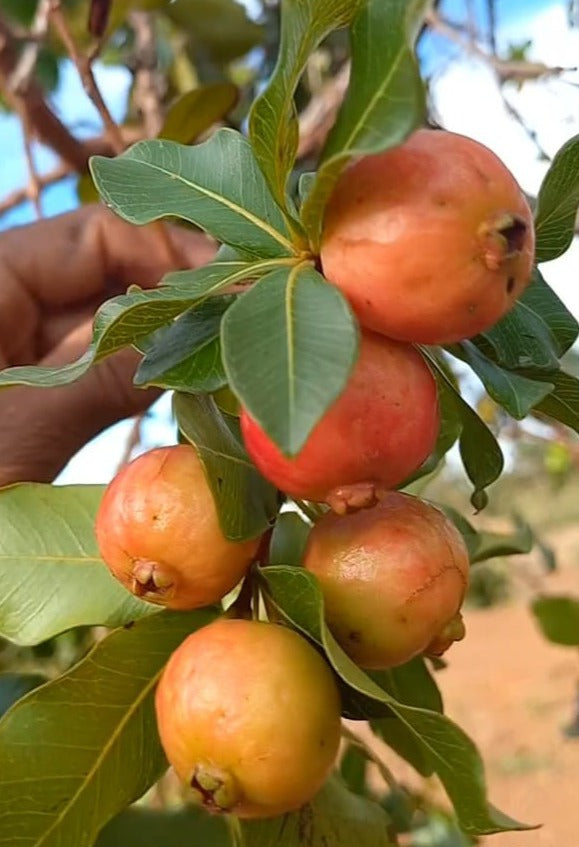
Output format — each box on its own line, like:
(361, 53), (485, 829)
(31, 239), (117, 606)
(477, 213), (529, 272)
(190, 763), (240, 813)
(130, 559), (174, 600)
(326, 481), (387, 515)
(425, 612), (466, 657)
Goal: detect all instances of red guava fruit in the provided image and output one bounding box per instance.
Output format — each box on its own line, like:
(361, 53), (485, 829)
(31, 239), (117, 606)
(320, 129), (535, 344)
(302, 492), (469, 668)
(240, 329), (439, 513)
(95, 445), (260, 609)
(155, 618), (342, 818)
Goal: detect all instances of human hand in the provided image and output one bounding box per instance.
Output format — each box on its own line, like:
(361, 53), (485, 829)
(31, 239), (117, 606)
(0, 205), (215, 486)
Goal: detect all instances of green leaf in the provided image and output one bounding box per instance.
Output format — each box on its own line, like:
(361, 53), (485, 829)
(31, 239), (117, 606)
(531, 595), (579, 647)
(241, 776), (395, 846)
(0, 484), (154, 646)
(452, 341), (554, 420)
(96, 805), (230, 847)
(222, 266), (359, 455)
(340, 745), (368, 796)
(174, 392), (279, 541)
(423, 353), (504, 510)
(370, 659), (443, 778)
(96, 805), (229, 847)
(534, 133), (579, 262)
(134, 296), (233, 392)
(160, 83), (239, 143)
(259, 566), (532, 837)
(269, 511), (312, 565)
(249, 0), (360, 226)
(533, 369), (579, 433)
(0, 261), (267, 390)
(0, 673), (46, 719)
(164, 0), (264, 63)
(0, 608), (217, 847)
(90, 130), (295, 258)
(404, 372), (463, 487)
(441, 506), (533, 564)
(475, 269), (578, 372)
(301, 0), (428, 247)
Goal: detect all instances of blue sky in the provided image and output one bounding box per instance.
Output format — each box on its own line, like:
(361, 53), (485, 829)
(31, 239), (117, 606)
(0, 0), (573, 482)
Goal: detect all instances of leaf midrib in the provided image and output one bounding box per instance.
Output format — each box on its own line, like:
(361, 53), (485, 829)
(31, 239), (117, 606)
(33, 665), (161, 847)
(120, 158), (295, 255)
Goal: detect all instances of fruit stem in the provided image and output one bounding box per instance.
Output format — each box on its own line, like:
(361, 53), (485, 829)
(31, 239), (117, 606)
(294, 499), (327, 523)
(226, 574), (253, 620)
(341, 725), (399, 791)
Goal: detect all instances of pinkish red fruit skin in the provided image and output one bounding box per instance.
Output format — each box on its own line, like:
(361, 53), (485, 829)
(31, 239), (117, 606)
(303, 492), (470, 669)
(95, 445), (260, 610)
(320, 129), (535, 345)
(241, 329), (440, 504)
(155, 618), (342, 818)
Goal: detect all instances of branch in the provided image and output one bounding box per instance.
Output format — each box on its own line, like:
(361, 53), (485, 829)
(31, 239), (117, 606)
(0, 13), (90, 171)
(425, 9), (575, 84)
(297, 62), (350, 160)
(48, 0), (125, 154)
(8, 0), (51, 94)
(0, 161), (71, 218)
(129, 10), (165, 139)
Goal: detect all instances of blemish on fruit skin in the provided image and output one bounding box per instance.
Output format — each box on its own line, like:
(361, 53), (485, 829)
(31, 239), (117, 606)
(506, 276), (516, 294)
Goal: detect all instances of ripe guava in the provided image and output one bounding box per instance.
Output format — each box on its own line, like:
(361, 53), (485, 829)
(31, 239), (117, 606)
(320, 129), (534, 344)
(303, 492), (469, 668)
(155, 618), (342, 818)
(241, 329), (439, 512)
(95, 445), (260, 609)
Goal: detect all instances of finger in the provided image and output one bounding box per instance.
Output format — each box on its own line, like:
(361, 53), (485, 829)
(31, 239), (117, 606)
(0, 318), (160, 486)
(0, 204), (216, 309)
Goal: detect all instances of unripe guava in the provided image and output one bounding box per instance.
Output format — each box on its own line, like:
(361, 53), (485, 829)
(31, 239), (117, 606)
(95, 445), (259, 609)
(320, 129), (534, 344)
(241, 330), (439, 513)
(303, 492), (469, 668)
(155, 618), (342, 818)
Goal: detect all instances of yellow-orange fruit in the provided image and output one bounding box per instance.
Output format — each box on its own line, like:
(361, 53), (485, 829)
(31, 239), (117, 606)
(155, 618), (342, 818)
(303, 492), (469, 668)
(95, 445), (259, 609)
(320, 129), (534, 344)
(241, 330), (439, 513)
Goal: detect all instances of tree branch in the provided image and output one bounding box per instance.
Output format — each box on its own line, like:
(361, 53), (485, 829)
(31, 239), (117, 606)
(48, 0), (125, 154)
(0, 14), (91, 171)
(0, 161), (71, 218)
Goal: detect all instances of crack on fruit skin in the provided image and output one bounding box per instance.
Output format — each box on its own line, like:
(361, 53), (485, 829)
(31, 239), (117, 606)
(402, 560), (465, 607)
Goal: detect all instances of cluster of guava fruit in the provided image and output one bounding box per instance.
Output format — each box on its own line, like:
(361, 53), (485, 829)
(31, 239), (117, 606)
(95, 129), (534, 819)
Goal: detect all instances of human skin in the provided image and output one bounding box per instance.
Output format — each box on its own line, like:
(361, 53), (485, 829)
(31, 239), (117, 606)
(303, 492), (470, 669)
(320, 129), (534, 344)
(0, 205), (215, 486)
(155, 618), (342, 817)
(241, 329), (440, 512)
(95, 444), (260, 609)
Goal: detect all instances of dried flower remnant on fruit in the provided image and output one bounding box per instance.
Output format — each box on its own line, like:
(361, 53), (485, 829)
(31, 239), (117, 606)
(95, 445), (260, 610)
